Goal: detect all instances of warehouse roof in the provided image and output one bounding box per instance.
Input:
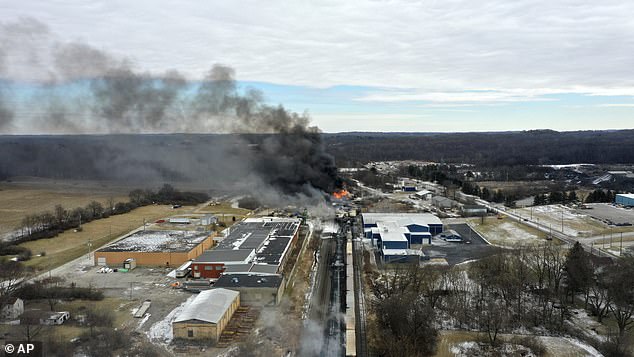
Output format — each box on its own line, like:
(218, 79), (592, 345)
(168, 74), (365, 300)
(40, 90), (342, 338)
(194, 249), (255, 264)
(362, 213), (442, 226)
(98, 230), (211, 253)
(173, 288), (239, 324)
(249, 264), (279, 274)
(617, 193), (634, 199)
(195, 217), (300, 268)
(214, 273), (283, 289)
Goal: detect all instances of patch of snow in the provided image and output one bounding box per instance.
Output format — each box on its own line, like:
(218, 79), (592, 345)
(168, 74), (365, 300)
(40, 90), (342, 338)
(146, 295), (196, 344)
(450, 341), (478, 356)
(564, 337), (603, 357)
(137, 313), (151, 329)
(568, 308), (608, 343)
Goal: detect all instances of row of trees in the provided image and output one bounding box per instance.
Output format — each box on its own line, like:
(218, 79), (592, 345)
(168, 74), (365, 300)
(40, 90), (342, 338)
(16, 184), (209, 247)
(585, 189), (619, 203)
(369, 244), (634, 356)
(461, 181), (521, 206)
(533, 190), (578, 205)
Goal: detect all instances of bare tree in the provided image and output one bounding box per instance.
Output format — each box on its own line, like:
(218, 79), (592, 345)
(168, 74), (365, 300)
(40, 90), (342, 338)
(20, 312), (43, 343)
(0, 259), (27, 306)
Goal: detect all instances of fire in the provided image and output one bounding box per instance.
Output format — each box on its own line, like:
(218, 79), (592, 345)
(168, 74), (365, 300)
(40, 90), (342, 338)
(332, 189), (350, 199)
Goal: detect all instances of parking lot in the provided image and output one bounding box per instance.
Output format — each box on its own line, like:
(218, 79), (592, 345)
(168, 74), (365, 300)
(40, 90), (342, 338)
(423, 223), (503, 265)
(578, 203), (634, 226)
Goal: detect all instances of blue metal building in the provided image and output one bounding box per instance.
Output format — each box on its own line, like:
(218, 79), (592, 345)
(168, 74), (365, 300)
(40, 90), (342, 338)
(616, 194), (634, 207)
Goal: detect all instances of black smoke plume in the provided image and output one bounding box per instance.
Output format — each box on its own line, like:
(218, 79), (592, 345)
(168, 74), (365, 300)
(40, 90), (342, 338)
(0, 18), (339, 202)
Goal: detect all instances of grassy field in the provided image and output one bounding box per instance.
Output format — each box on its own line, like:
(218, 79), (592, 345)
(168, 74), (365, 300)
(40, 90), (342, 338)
(471, 216), (550, 247)
(20, 204), (186, 272)
(0, 179), (128, 236)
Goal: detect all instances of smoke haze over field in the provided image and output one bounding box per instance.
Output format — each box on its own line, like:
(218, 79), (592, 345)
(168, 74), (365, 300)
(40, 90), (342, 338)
(0, 18), (339, 204)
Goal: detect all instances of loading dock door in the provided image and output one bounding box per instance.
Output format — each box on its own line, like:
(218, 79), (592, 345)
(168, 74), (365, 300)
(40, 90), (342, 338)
(97, 257), (106, 266)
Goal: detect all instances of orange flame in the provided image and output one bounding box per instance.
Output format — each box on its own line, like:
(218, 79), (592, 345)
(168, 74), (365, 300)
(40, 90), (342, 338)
(333, 189), (350, 199)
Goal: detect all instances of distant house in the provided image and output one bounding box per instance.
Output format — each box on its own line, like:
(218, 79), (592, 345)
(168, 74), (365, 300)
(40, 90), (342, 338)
(201, 215), (218, 226)
(399, 179), (418, 192)
(1, 297), (24, 320)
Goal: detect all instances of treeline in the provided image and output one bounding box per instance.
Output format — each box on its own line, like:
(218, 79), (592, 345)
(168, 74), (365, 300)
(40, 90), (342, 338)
(532, 189), (618, 206)
(461, 181), (521, 207)
(127, 184), (209, 206)
(585, 189), (618, 203)
(8, 184), (208, 260)
(17, 279), (104, 301)
(324, 130), (634, 167)
(533, 191), (578, 205)
(369, 244), (633, 356)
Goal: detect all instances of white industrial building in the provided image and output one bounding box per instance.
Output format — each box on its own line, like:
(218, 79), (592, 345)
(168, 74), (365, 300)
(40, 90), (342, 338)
(361, 213), (443, 263)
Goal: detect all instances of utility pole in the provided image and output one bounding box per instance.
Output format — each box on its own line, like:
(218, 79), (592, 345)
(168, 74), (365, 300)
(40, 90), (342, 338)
(621, 232), (623, 256)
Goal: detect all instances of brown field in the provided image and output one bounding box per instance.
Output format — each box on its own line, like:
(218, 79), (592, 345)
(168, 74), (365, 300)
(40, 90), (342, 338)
(195, 201), (251, 224)
(0, 178), (129, 236)
(20, 204), (187, 272)
(475, 180), (556, 192)
(471, 217), (551, 247)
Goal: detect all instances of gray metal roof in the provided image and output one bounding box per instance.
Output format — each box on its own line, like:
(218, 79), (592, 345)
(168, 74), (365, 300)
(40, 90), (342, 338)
(194, 249), (254, 263)
(249, 264), (279, 274)
(195, 217), (300, 267)
(173, 288), (239, 324)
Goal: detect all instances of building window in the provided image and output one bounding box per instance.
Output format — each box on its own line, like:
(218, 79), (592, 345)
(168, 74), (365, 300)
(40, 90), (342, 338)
(193, 266), (198, 270)
(215, 266), (223, 270)
(188, 330), (193, 338)
(204, 266), (213, 271)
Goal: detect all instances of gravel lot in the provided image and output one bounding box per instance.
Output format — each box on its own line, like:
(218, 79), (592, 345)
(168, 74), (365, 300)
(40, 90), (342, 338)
(44, 255), (196, 342)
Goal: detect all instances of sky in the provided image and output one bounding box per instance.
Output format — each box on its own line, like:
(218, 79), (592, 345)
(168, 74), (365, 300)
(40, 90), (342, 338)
(2, 0), (634, 133)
